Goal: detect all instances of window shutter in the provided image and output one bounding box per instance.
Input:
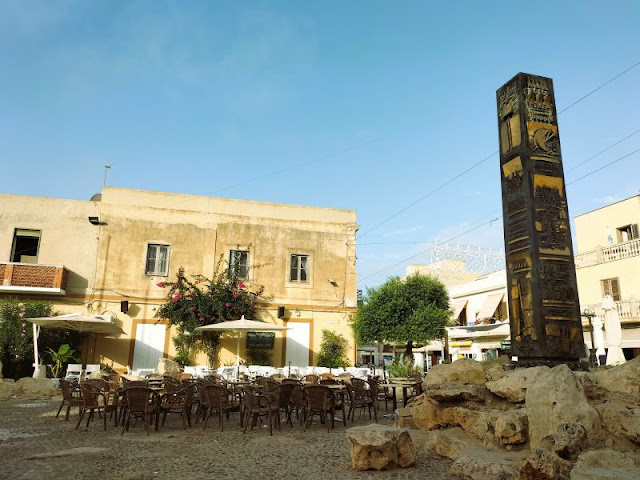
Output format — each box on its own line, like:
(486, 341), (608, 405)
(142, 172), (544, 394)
(611, 278), (621, 301)
(300, 256), (308, 282)
(290, 255), (298, 281)
(616, 229), (623, 243)
(146, 246), (157, 273)
(158, 246), (168, 274)
(631, 224), (639, 240)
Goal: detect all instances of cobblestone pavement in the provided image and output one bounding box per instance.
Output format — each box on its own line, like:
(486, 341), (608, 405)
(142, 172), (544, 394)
(0, 398), (453, 480)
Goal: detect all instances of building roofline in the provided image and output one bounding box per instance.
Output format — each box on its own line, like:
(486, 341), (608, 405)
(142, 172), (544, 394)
(574, 193), (640, 218)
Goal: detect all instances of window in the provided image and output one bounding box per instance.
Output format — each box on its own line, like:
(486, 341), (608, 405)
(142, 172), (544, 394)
(229, 250), (249, 279)
(290, 254), (309, 282)
(11, 229), (41, 264)
(616, 224), (639, 243)
(145, 244), (170, 275)
(601, 278), (621, 302)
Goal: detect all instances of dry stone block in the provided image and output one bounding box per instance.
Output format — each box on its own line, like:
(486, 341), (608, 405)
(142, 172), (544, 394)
(449, 447), (526, 480)
(424, 384), (485, 402)
(594, 403), (640, 444)
(494, 409), (528, 445)
(425, 359), (487, 386)
(410, 428), (490, 460)
(156, 357), (180, 377)
(486, 366), (547, 403)
(574, 448), (640, 471)
(525, 364), (602, 450)
(15, 378), (58, 399)
(520, 448), (572, 480)
(347, 424), (416, 471)
(0, 380), (18, 400)
(593, 356), (640, 397)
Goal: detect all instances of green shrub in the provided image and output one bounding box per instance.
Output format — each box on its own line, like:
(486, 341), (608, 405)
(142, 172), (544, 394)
(316, 330), (350, 368)
(388, 356), (420, 378)
(0, 298), (84, 380)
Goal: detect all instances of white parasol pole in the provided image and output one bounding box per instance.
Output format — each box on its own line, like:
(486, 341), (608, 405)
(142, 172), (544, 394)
(236, 334), (241, 380)
(32, 324), (40, 378)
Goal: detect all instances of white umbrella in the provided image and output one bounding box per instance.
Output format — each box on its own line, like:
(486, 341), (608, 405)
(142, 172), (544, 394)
(195, 315), (288, 378)
(601, 296), (626, 366)
(591, 316), (606, 366)
(26, 312), (125, 377)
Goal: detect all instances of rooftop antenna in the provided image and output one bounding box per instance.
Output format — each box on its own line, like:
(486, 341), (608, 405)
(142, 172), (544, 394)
(103, 163), (114, 187)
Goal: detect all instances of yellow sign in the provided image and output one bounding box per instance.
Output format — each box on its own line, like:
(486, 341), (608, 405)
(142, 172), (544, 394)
(450, 341), (472, 347)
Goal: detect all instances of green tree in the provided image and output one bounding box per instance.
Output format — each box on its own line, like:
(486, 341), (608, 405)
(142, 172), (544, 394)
(156, 256), (265, 366)
(0, 298), (84, 379)
(352, 273), (450, 360)
(316, 330), (351, 368)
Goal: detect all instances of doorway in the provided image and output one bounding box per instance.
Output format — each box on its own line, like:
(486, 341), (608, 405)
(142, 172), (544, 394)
(132, 323), (166, 371)
(285, 322), (310, 367)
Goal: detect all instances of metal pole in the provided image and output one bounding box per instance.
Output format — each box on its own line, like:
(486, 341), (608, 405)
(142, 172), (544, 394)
(32, 324), (40, 378)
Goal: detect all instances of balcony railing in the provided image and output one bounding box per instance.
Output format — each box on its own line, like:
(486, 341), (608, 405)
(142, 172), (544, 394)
(581, 298), (639, 321)
(0, 262), (68, 295)
(575, 238), (640, 268)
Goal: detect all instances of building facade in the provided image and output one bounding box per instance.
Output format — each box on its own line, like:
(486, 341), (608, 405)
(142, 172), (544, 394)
(574, 194), (640, 359)
(0, 187), (358, 372)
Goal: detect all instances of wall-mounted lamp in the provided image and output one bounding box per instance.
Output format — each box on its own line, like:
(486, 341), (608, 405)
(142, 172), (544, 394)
(277, 306), (286, 318)
(120, 300), (129, 314)
(88, 216), (101, 225)
(328, 278), (338, 286)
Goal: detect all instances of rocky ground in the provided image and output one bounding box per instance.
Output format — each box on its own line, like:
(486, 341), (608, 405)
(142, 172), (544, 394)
(0, 397), (452, 480)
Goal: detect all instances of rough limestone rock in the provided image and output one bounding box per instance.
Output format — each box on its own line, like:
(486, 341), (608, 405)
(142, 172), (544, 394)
(538, 423), (587, 461)
(525, 365), (602, 450)
(449, 447), (527, 480)
(425, 359), (487, 386)
(424, 384), (485, 402)
(520, 448), (572, 480)
(395, 406), (417, 429)
(570, 468), (640, 480)
(494, 409), (528, 445)
(486, 366), (548, 403)
(594, 403), (640, 444)
(0, 380), (18, 400)
(156, 357), (180, 377)
(410, 428), (492, 460)
(15, 378), (58, 399)
(573, 448), (640, 471)
(481, 356), (511, 382)
(412, 400), (512, 444)
(347, 424), (416, 471)
(592, 357), (640, 397)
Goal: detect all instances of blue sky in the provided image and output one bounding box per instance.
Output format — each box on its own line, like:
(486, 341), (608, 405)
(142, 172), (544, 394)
(1, 1), (639, 291)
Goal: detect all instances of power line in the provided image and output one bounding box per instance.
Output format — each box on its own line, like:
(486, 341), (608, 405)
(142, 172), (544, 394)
(557, 58), (640, 114)
(567, 147), (640, 185)
(359, 143), (640, 285)
(358, 218), (497, 282)
(566, 127), (640, 173)
(356, 58), (640, 240)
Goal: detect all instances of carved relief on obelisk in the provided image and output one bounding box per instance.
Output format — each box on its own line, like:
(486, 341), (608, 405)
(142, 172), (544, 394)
(496, 73), (584, 363)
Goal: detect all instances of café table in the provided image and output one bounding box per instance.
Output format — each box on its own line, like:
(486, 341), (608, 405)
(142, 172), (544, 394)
(378, 382), (419, 412)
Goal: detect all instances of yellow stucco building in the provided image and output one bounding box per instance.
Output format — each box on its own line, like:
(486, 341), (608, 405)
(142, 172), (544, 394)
(0, 187), (358, 373)
(574, 193), (640, 358)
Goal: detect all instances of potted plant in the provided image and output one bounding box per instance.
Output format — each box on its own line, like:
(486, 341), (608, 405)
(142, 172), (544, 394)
(388, 356), (420, 383)
(47, 344), (79, 387)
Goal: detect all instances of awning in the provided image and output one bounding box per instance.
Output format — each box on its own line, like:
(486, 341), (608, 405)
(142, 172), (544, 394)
(476, 293), (504, 321)
(450, 301), (467, 321)
(447, 321), (511, 340)
(27, 312), (125, 335)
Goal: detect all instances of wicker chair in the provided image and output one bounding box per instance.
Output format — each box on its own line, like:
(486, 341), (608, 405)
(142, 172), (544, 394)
(263, 383), (295, 426)
(303, 385), (335, 432)
(318, 373), (335, 381)
(301, 374), (319, 384)
(283, 380), (306, 425)
(255, 376), (278, 390)
(159, 383), (196, 428)
(202, 373), (227, 387)
(75, 383), (118, 431)
(163, 375), (182, 393)
(200, 384), (237, 431)
(347, 378), (377, 422)
(319, 378), (339, 385)
(57, 379), (83, 421)
(121, 387), (158, 436)
(403, 374), (424, 406)
(242, 386), (280, 435)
